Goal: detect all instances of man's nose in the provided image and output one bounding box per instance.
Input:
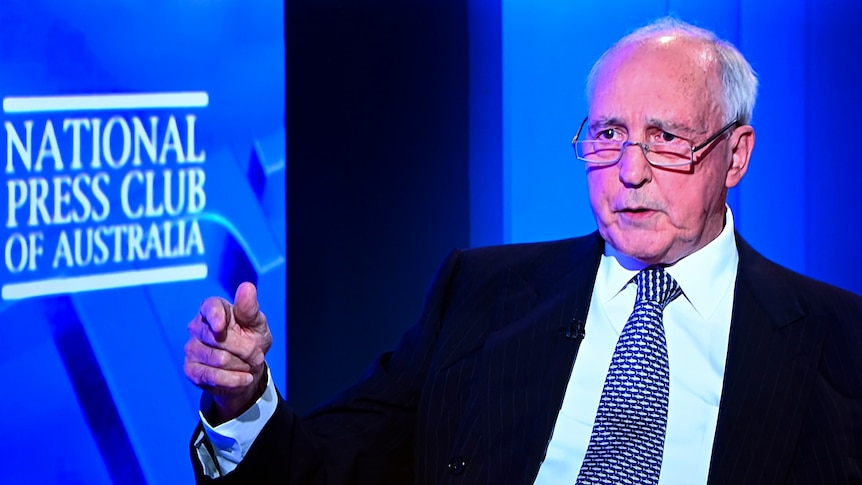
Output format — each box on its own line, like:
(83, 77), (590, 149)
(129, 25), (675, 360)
(617, 142), (653, 188)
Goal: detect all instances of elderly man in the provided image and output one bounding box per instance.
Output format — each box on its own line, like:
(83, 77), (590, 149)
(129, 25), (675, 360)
(185, 17), (862, 484)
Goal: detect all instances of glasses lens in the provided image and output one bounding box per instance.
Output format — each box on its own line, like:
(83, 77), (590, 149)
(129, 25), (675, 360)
(574, 140), (621, 163)
(645, 143), (691, 166)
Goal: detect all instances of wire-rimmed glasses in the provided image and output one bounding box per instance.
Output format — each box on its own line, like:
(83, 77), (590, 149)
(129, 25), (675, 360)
(572, 117), (738, 167)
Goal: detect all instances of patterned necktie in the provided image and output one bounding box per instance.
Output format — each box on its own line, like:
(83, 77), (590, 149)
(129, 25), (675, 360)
(576, 266), (682, 485)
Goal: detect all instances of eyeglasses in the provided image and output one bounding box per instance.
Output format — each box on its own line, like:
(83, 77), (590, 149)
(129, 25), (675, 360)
(571, 117), (738, 167)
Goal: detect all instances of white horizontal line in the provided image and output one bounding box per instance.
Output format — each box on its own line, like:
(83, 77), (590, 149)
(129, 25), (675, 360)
(2, 91), (209, 113)
(1, 263), (208, 300)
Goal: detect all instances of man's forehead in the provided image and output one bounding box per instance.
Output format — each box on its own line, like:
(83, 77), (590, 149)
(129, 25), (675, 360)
(593, 34), (719, 91)
(620, 33), (716, 62)
(588, 37), (722, 129)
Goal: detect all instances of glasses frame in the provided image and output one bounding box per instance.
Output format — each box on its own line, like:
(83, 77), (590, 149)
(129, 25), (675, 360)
(571, 117), (739, 167)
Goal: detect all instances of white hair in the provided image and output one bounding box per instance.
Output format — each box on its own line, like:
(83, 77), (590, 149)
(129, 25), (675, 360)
(585, 17), (759, 125)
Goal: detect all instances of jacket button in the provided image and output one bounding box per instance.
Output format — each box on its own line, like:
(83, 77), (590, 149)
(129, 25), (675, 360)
(448, 457), (467, 476)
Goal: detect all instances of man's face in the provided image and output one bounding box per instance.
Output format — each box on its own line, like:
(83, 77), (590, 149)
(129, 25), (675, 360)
(586, 37), (753, 265)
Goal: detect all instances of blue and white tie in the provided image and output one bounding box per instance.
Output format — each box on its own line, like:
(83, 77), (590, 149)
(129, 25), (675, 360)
(576, 267), (682, 485)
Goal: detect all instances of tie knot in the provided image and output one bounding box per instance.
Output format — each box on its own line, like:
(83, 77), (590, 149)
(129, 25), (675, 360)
(635, 266), (682, 309)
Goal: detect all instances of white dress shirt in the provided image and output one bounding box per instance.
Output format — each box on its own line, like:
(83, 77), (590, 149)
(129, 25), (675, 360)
(195, 367), (278, 477)
(198, 209), (739, 480)
(534, 208), (738, 484)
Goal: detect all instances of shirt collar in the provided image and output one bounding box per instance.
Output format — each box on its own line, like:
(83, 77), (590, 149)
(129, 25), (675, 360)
(598, 206), (739, 318)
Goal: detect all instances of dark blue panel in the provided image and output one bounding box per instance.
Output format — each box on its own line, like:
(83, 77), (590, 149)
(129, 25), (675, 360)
(804, 0), (862, 295)
(286, 0), (470, 413)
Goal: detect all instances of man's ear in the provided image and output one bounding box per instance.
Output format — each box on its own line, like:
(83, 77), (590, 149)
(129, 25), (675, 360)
(725, 125), (755, 188)
(724, 125), (754, 188)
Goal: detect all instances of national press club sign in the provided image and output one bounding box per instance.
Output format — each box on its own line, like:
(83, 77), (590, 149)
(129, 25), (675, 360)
(2, 92), (210, 300)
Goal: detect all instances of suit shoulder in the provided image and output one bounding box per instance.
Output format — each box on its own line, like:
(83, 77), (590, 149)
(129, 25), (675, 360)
(429, 233), (603, 307)
(454, 233), (603, 270)
(738, 236), (862, 318)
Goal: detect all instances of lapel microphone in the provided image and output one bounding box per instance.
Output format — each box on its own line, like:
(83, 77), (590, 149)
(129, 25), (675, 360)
(560, 318), (586, 341)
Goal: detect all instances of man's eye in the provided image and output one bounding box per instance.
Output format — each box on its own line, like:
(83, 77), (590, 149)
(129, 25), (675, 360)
(660, 131), (677, 142)
(597, 129), (616, 140)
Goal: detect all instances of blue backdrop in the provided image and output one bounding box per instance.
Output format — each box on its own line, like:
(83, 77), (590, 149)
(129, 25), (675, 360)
(0, 1), (285, 483)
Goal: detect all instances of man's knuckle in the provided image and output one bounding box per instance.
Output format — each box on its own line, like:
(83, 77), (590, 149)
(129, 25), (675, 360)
(233, 341), (251, 360)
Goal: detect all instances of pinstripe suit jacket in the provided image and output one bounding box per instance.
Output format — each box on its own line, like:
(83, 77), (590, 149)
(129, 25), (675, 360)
(193, 232), (862, 484)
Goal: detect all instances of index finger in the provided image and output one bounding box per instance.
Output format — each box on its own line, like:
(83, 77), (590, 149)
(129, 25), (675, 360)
(199, 296), (232, 341)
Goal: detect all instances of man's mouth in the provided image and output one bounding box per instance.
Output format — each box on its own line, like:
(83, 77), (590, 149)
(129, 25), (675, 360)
(619, 207), (655, 214)
(617, 207), (659, 221)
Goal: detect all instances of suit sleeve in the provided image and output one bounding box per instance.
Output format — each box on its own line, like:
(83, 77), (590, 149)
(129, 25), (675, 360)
(189, 249), (463, 484)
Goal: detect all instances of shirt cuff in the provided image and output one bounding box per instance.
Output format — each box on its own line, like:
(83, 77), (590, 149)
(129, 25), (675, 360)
(194, 367), (278, 477)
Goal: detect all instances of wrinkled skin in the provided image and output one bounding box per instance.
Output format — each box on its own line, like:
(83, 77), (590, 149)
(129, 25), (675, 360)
(585, 35), (755, 265)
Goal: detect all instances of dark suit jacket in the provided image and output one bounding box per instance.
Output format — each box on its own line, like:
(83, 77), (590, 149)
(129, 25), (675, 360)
(193, 232), (862, 484)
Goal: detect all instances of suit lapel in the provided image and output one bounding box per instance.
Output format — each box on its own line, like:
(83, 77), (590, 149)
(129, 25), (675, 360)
(707, 236), (825, 483)
(448, 234), (603, 484)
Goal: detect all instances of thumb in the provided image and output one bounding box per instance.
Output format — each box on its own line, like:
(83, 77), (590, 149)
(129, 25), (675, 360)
(233, 282), (266, 329)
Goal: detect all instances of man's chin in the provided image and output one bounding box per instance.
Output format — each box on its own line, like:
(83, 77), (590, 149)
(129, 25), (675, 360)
(604, 235), (673, 266)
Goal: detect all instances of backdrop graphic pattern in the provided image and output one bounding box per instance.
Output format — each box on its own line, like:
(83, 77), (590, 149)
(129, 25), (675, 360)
(0, 2), (285, 483)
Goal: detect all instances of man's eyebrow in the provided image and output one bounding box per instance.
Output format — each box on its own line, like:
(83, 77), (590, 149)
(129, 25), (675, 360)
(588, 116), (625, 132)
